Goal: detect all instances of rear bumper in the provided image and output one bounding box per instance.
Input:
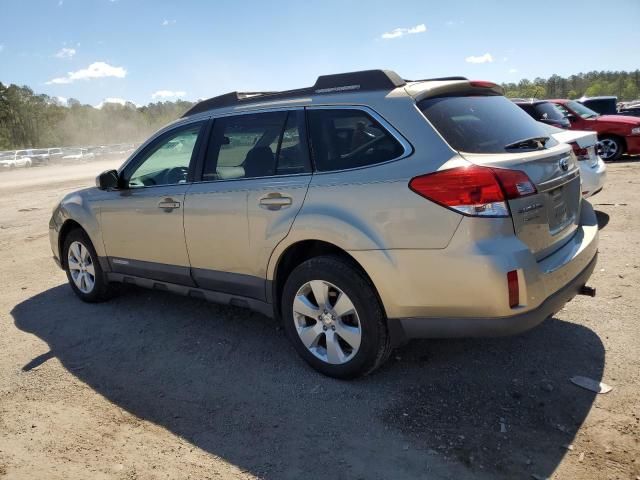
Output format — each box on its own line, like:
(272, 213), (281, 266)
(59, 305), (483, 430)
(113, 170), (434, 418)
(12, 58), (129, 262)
(350, 201), (599, 342)
(394, 252), (597, 340)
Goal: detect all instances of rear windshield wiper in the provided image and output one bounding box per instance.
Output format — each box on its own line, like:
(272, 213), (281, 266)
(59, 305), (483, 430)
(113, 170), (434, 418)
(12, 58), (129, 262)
(504, 136), (550, 150)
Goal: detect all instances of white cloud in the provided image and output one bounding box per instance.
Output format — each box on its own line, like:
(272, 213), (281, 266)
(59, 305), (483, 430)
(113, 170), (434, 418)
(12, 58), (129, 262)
(46, 61), (127, 84)
(161, 19), (176, 26)
(54, 96), (68, 105)
(94, 97), (129, 109)
(151, 90), (186, 99)
(381, 23), (426, 40)
(54, 47), (76, 59)
(508, 68), (518, 74)
(465, 53), (494, 64)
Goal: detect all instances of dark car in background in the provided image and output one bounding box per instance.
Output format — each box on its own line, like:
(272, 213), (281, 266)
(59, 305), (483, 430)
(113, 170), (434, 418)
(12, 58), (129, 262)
(578, 96), (618, 115)
(513, 100), (570, 129)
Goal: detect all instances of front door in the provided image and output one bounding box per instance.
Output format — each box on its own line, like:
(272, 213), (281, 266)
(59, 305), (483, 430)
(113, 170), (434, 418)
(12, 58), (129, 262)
(184, 109), (311, 300)
(99, 120), (207, 285)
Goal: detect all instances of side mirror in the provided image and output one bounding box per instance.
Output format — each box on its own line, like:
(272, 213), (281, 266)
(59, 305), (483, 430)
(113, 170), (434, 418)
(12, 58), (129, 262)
(566, 113), (577, 122)
(96, 169), (119, 190)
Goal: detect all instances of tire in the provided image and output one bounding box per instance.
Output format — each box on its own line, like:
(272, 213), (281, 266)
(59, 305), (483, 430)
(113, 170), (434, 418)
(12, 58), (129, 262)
(281, 255), (392, 379)
(598, 136), (623, 161)
(62, 228), (114, 302)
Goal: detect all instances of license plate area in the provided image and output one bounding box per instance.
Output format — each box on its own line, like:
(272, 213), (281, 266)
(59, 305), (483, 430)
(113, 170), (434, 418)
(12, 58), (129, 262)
(547, 185), (573, 234)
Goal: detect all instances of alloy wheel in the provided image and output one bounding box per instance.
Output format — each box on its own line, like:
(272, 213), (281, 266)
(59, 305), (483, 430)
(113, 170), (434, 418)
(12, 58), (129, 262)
(292, 280), (362, 365)
(598, 138), (619, 160)
(67, 241), (96, 294)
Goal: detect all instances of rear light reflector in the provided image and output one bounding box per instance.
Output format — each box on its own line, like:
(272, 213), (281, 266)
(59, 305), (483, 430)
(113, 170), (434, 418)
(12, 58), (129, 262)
(409, 165), (537, 217)
(470, 80), (498, 89)
(507, 270), (519, 308)
(570, 142), (589, 161)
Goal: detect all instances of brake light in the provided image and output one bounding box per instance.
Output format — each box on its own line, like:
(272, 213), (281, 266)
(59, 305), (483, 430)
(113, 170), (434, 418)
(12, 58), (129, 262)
(408, 165), (537, 217)
(507, 270), (519, 308)
(570, 142), (589, 161)
(469, 80), (498, 89)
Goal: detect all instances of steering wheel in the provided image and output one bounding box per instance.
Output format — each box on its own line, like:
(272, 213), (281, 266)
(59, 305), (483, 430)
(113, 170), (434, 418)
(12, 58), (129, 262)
(164, 166), (189, 185)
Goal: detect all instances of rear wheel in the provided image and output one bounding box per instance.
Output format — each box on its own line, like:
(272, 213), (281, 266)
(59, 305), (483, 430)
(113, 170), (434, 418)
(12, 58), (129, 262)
(598, 136), (623, 161)
(282, 255), (391, 378)
(63, 229), (114, 302)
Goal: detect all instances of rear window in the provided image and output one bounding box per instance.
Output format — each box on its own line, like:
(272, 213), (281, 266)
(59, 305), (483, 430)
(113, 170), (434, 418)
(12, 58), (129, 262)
(307, 109), (404, 171)
(419, 95), (557, 154)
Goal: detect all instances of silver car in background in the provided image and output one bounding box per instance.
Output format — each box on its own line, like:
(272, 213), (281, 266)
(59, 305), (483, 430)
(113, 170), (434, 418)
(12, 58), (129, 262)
(49, 70), (598, 378)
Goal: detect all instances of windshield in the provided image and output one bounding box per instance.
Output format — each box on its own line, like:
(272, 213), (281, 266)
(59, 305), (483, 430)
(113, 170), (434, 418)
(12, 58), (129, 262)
(419, 95), (558, 153)
(566, 100), (599, 119)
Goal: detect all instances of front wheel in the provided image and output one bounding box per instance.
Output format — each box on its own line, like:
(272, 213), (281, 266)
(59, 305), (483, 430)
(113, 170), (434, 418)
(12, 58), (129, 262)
(63, 229), (114, 302)
(598, 136), (623, 161)
(281, 255), (391, 379)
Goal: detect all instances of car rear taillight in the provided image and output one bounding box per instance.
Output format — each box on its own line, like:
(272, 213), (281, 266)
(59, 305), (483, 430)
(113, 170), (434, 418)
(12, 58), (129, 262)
(570, 142), (589, 161)
(409, 165), (537, 217)
(469, 80), (499, 89)
(507, 270), (519, 308)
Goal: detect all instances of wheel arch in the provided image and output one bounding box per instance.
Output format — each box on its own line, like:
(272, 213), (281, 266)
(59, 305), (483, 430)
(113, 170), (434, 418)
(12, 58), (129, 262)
(269, 239), (387, 321)
(58, 219), (85, 269)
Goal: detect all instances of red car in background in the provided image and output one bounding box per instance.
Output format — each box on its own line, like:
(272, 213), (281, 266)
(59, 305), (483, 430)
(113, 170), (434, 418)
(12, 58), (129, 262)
(549, 99), (640, 160)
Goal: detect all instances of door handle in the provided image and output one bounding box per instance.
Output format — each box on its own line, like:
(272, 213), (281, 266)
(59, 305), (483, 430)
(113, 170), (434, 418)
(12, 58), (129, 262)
(259, 193), (293, 210)
(158, 199), (181, 211)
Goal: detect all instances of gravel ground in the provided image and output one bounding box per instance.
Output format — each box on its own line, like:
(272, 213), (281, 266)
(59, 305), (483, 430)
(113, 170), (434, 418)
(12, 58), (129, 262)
(0, 158), (638, 479)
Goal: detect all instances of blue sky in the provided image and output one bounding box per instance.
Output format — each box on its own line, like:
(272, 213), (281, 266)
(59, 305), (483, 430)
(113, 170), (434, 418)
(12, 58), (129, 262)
(1, 0), (639, 107)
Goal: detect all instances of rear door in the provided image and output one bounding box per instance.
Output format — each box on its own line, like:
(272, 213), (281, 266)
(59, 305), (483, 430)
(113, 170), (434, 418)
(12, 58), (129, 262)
(184, 109), (311, 300)
(419, 94), (581, 259)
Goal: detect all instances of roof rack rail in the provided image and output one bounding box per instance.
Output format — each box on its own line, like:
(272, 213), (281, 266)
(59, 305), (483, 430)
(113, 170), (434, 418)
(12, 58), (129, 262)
(182, 69), (406, 117)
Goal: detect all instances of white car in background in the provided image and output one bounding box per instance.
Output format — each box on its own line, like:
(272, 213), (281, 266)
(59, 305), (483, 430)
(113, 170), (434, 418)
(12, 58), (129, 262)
(546, 127), (607, 198)
(61, 148), (95, 161)
(0, 150), (33, 169)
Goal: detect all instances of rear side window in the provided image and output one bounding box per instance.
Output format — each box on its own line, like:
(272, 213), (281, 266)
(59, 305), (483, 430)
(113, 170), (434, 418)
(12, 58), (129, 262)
(203, 111), (310, 181)
(307, 109), (404, 172)
(419, 96), (557, 154)
(533, 102), (565, 121)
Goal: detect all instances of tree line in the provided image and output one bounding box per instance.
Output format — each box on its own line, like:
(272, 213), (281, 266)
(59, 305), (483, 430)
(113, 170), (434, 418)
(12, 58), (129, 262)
(0, 82), (194, 150)
(2, 70), (640, 150)
(502, 70), (640, 101)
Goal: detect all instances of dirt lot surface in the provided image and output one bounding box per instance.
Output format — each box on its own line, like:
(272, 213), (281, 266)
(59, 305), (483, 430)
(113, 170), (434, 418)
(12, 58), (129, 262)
(0, 159), (638, 479)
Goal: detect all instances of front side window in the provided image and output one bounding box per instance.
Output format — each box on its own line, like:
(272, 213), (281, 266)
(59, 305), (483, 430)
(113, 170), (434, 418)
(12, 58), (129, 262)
(419, 95), (558, 154)
(203, 110), (309, 181)
(307, 109), (404, 172)
(127, 122), (203, 188)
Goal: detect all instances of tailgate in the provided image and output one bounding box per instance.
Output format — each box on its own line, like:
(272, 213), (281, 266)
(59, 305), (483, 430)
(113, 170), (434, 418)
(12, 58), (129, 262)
(462, 144), (582, 260)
